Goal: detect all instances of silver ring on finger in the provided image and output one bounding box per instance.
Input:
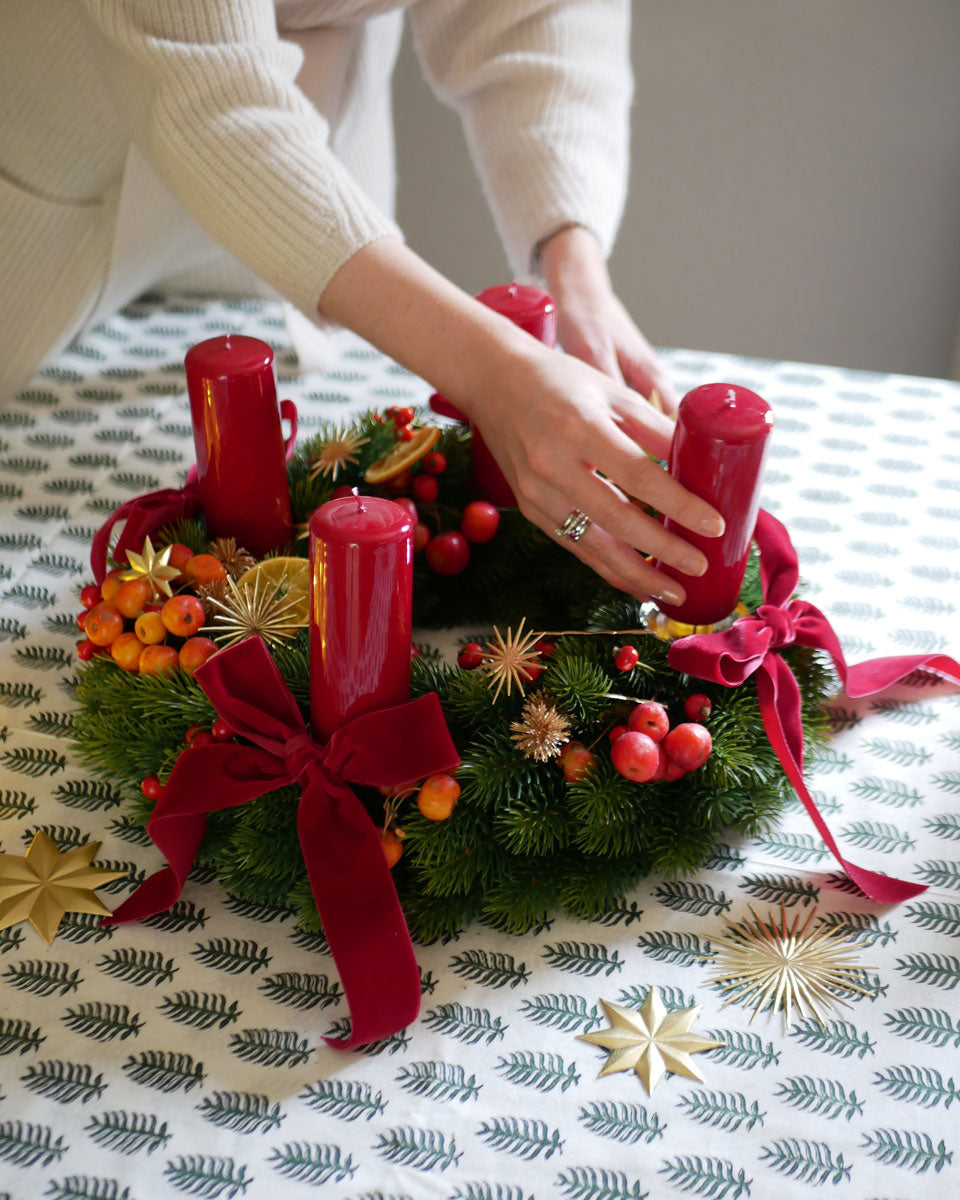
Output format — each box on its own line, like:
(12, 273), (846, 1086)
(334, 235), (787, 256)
(554, 507), (592, 543)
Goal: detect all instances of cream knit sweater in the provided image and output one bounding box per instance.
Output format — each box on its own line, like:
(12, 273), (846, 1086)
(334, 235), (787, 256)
(0, 0), (632, 399)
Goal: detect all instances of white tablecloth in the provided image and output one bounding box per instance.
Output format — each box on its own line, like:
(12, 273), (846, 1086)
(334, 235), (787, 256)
(2, 294), (960, 1200)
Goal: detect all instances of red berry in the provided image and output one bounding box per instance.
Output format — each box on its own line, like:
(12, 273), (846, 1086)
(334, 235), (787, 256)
(332, 485), (356, 500)
(190, 731), (214, 749)
(413, 522), (430, 553)
(457, 642), (484, 670)
(77, 611), (87, 630)
(425, 531), (470, 575)
(536, 640), (557, 658)
(460, 500), (500, 544)
(650, 744), (670, 781)
(608, 724), (628, 743)
(141, 775), (163, 801)
(423, 451), (447, 476)
(610, 730), (660, 782)
(614, 644), (639, 672)
(395, 424), (414, 442)
(384, 406), (399, 419)
(523, 661), (543, 685)
(684, 693), (713, 721)
(664, 756), (687, 781)
(80, 584), (101, 609)
(384, 468), (412, 492)
(664, 722), (713, 771)
(76, 638), (95, 661)
(185, 724), (204, 745)
(411, 645), (422, 659)
(211, 718), (234, 742)
(394, 406), (415, 427)
(628, 701), (670, 743)
(412, 473), (439, 503)
(558, 740), (596, 782)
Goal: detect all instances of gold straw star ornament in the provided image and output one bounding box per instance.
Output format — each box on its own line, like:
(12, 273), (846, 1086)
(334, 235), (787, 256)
(579, 989), (723, 1095)
(0, 831), (128, 945)
(119, 534), (180, 600)
(308, 428), (369, 482)
(480, 618), (545, 702)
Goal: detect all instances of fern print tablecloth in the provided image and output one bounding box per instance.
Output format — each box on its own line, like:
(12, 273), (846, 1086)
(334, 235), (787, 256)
(2, 295), (960, 1200)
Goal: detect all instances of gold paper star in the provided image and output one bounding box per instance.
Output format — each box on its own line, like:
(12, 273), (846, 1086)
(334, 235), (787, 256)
(579, 989), (723, 1095)
(0, 831), (128, 945)
(120, 534), (180, 600)
(308, 428), (369, 482)
(706, 903), (869, 1026)
(480, 618), (544, 703)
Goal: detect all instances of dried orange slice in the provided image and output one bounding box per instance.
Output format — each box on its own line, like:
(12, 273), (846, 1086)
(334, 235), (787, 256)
(364, 425), (441, 484)
(236, 556), (310, 625)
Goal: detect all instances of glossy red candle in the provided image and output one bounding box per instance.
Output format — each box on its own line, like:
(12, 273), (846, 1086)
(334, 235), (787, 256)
(656, 383), (774, 626)
(186, 335), (296, 558)
(309, 496), (414, 741)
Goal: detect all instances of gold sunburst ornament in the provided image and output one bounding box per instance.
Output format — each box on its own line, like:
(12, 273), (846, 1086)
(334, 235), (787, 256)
(119, 534), (181, 600)
(308, 428), (369, 482)
(706, 903), (869, 1025)
(510, 694), (571, 761)
(480, 618), (544, 702)
(579, 989), (723, 1096)
(207, 571), (307, 649)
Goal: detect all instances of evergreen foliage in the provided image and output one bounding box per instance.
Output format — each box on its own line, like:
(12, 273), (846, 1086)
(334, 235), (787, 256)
(69, 417), (834, 936)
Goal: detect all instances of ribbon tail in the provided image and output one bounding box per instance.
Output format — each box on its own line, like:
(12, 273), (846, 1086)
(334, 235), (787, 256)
(841, 652), (960, 699)
(756, 657), (926, 902)
(297, 775), (420, 1050)
(104, 743), (288, 925)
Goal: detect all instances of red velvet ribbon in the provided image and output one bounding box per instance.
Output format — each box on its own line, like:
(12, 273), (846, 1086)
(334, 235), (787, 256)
(668, 508), (960, 902)
(90, 467), (202, 585)
(104, 636), (460, 1048)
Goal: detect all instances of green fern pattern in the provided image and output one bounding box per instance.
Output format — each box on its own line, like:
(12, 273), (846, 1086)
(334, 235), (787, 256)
(861, 1127), (953, 1174)
(658, 1155), (751, 1198)
(258, 971), (342, 1009)
(394, 1061), (481, 1103)
(494, 1051), (580, 1093)
(0, 1120), (67, 1169)
(896, 952), (960, 989)
(374, 1126), (462, 1170)
(773, 1076), (864, 1120)
(157, 992), (241, 1031)
(676, 1089), (765, 1131)
(20, 1060), (106, 1106)
(520, 993), (599, 1032)
(85, 1111), (171, 1155)
(789, 1018), (876, 1058)
(477, 1116), (563, 1160)
(196, 1091), (284, 1134)
(43, 1177), (132, 1200)
(555, 1165), (648, 1199)
(422, 1003), (507, 1044)
(701, 1029), (780, 1070)
(541, 941), (623, 977)
(163, 1154), (251, 1196)
(449, 949), (531, 988)
(653, 881), (731, 916)
(884, 1006), (960, 1047)
(759, 1138), (852, 1184)
(577, 1101), (664, 1144)
(228, 1028), (311, 1068)
(300, 1079), (386, 1119)
(96, 949), (177, 987)
(873, 1064), (959, 1108)
(3, 959), (81, 997)
(122, 1050), (204, 1093)
(635, 930), (711, 965)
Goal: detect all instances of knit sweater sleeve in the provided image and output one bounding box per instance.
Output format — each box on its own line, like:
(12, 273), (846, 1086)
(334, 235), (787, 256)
(79, 0), (401, 317)
(409, 0), (633, 278)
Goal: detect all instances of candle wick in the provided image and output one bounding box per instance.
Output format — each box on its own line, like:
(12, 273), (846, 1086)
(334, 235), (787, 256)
(352, 489), (365, 513)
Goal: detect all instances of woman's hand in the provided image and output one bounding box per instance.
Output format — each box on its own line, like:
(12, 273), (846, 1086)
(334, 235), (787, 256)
(466, 338), (721, 605)
(319, 238), (720, 604)
(538, 225), (679, 414)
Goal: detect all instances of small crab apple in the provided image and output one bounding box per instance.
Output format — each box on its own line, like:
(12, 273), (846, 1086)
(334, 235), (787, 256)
(558, 740), (596, 782)
(610, 730), (660, 782)
(608, 724), (628, 743)
(684, 693), (713, 722)
(423, 451), (447, 475)
(664, 722), (712, 771)
(628, 701), (669, 743)
(412, 473), (439, 503)
(84, 602), (123, 647)
(425, 531), (470, 575)
(80, 584), (101, 609)
(178, 636), (218, 675)
(139, 644), (180, 675)
(184, 553), (227, 588)
(417, 773), (460, 821)
(413, 522), (430, 553)
(110, 631), (145, 672)
(457, 642), (484, 670)
(161, 595), (206, 638)
(460, 501), (500, 544)
(164, 543), (195, 577)
(381, 828), (403, 868)
(113, 578), (151, 620)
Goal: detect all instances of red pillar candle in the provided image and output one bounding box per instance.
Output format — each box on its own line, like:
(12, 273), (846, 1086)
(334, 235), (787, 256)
(309, 495), (414, 741)
(655, 383), (774, 626)
(185, 335), (296, 558)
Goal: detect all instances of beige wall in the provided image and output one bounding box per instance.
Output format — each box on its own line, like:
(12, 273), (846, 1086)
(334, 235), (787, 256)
(393, 1), (960, 379)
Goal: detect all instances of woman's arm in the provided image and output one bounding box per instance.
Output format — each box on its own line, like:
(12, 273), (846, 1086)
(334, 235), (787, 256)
(320, 238), (722, 606)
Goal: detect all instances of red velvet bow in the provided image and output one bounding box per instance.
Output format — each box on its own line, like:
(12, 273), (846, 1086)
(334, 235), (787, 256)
(105, 636), (460, 1048)
(90, 467), (202, 585)
(668, 509), (960, 902)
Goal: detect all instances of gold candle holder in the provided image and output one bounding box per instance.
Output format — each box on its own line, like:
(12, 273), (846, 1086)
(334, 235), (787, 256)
(643, 602), (749, 643)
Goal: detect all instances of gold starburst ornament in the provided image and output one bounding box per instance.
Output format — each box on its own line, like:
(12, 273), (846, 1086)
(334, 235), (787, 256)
(480, 618), (544, 702)
(706, 903), (869, 1025)
(510, 694), (571, 761)
(308, 428), (369, 482)
(579, 989), (723, 1095)
(119, 534), (180, 600)
(207, 569), (307, 649)
(0, 831), (128, 945)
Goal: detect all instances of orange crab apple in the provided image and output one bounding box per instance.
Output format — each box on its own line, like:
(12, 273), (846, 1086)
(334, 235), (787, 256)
(179, 636), (218, 675)
(110, 631), (145, 672)
(113, 578), (152, 620)
(139, 644), (180, 675)
(84, 602), (124, 647)
(161, 594), (206, 638)
(184, 553), (227, 588)
(416, 773), (460, 821)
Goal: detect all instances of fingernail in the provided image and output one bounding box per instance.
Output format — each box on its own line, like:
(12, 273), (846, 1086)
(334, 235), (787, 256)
(656, 587), (683, 606)
(680, 555), (707, 577)
(701, 515), (725, 536)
